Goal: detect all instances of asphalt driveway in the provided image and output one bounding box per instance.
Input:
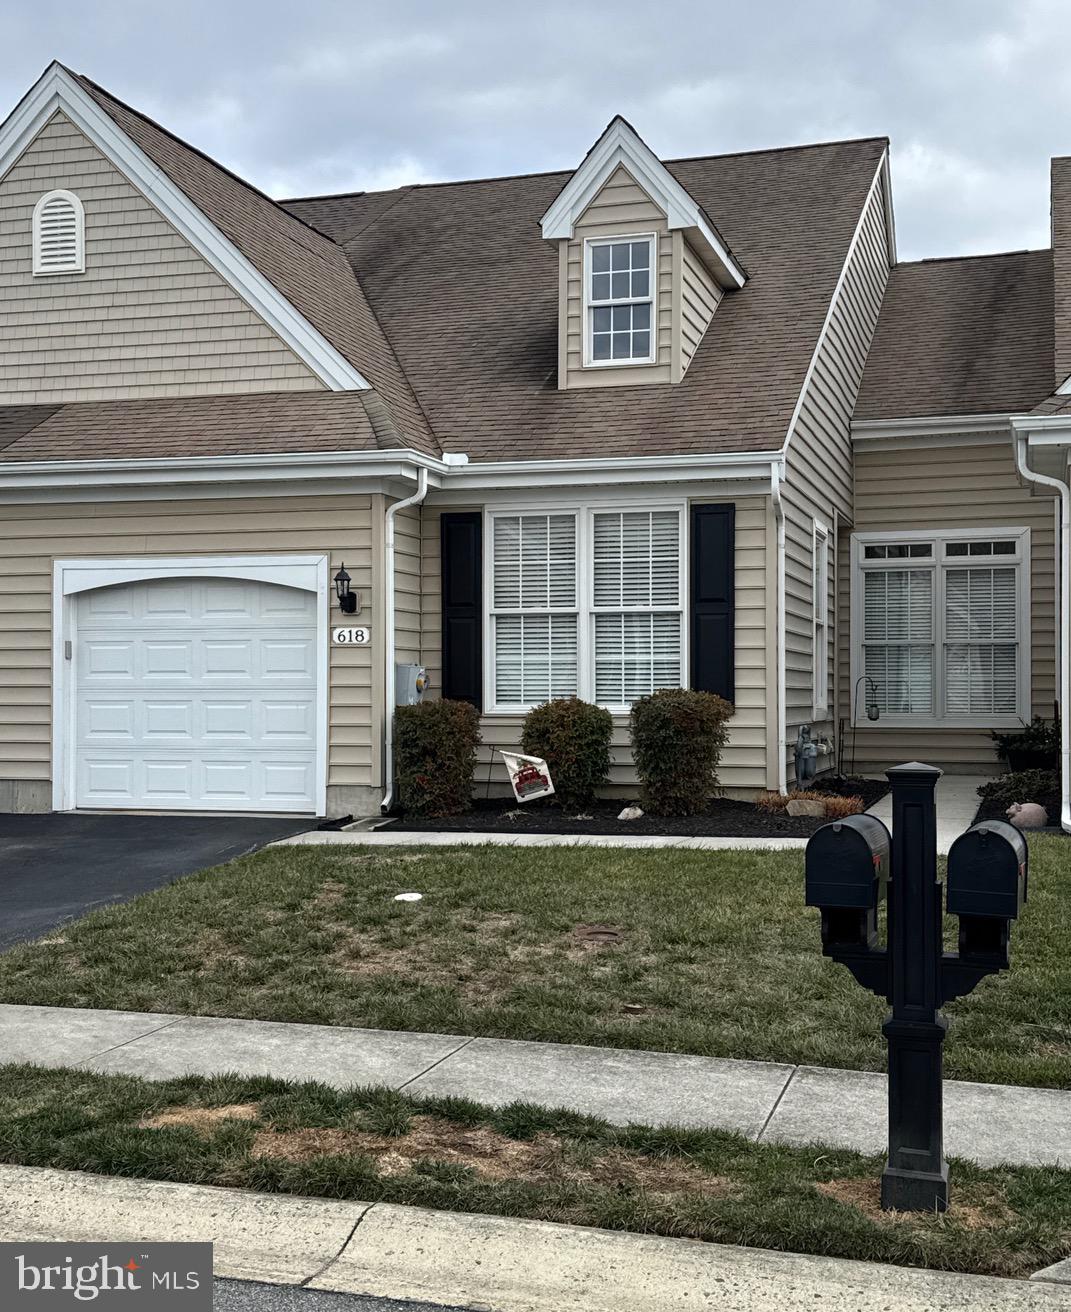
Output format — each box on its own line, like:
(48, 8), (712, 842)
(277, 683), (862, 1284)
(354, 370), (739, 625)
(0, 813), (314, 950)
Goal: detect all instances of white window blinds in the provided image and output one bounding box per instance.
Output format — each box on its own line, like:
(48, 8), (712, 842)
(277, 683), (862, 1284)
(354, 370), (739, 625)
(863, 568), (934, 715)
(32, 190), (85, 275)
(491, 514), (578, 705)
(944, 567), (1018, 715)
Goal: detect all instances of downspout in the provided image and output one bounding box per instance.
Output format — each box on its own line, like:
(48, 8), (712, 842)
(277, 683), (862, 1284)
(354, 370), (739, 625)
(380, 466), (429, 814)
(771, 461), (788, 793)
(1015, 435), (1071, 832)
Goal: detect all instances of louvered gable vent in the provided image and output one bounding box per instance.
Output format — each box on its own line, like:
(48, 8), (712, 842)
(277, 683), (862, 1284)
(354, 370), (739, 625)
(32, 190), (85, 275)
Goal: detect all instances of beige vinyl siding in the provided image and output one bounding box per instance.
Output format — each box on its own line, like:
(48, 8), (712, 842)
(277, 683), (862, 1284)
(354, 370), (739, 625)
(560, 166), (673, 388)
(839, 439), (1057, 772)
(0, 495), (374, 804)
(0, 111), (321, 403)
(780, 165), (890, 778)
(393, 503), (423, 666)
(674, 232), (722, 378)
(420, 497), (772, 797)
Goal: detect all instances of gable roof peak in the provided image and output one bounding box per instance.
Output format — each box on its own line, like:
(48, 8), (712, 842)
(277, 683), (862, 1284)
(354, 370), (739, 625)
(539, 114), (746, 289)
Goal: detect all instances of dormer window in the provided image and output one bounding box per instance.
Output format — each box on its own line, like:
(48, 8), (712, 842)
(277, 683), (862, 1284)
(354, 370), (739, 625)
(32, 189), (85, 276)
(585, 235), (655, 365)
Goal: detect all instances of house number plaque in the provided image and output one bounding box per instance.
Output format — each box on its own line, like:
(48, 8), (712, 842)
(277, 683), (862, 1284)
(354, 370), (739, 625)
(332, 626), (371, 646)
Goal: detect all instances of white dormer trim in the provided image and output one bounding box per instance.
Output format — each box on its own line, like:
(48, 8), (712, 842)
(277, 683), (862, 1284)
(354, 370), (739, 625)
(0, 62), (370, 392)
(540, 116), (746, 291)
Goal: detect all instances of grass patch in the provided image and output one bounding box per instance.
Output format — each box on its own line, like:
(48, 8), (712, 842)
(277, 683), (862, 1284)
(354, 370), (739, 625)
(0, 1063), (1067, 1278)
(0, 838), (1067, 1088)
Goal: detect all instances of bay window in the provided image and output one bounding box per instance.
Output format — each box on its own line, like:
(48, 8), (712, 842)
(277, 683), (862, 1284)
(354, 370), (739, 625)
(488, 504), (685, 711)
(852, 528), (1030, 727)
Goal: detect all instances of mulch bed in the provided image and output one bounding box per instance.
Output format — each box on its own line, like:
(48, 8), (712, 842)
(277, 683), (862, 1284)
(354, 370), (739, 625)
(383, 775), (889, 839)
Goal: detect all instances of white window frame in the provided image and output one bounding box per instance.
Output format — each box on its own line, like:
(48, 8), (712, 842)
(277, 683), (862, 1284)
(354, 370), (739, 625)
(582, 232), (657, 368)
(850, 526), (1031, 729)
(484, 497), (687, 714)
(812, 518), (830, 719)
(32, 188), (85, 276)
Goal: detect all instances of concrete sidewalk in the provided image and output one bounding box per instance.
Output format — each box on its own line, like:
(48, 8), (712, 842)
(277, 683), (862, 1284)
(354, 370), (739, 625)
(3, 1165), (1069, 1310)
(3, 1002), (1069, 1170)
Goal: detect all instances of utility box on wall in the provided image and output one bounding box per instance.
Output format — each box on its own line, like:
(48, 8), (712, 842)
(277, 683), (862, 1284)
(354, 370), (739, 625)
(396, 663), (429, 705)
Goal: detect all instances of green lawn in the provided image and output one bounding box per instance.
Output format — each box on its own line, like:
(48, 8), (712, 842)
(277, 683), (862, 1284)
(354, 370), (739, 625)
(0, 837), (1067, 1088)
(0, 1063), (1067, 1278)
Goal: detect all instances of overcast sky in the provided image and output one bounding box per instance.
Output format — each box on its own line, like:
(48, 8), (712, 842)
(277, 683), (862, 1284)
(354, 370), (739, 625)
(1, 0), (1067, 260)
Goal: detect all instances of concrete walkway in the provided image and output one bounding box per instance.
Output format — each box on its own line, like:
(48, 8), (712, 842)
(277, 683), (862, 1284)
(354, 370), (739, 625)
(4, 1164), (1069, 1310)
(4, 1003), (1068, 1170)
(867, 772), (985, 855)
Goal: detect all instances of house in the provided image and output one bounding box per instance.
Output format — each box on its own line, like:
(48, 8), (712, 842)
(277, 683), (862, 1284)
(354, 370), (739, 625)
(0, 62), (1067, 828)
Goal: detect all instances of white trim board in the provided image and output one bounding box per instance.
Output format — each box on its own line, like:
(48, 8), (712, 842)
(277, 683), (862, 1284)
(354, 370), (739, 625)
(539, 116), (746, 290)
(852, 414), (1014, 445)
(51, 553), (330, 815)
(0, 63), (369, 392)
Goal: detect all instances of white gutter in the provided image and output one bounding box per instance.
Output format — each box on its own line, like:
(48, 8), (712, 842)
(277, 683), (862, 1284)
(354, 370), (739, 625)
(770, 462), (788, 794)
(380, 466), (430, 814)
(1014, 433), (1071, 833)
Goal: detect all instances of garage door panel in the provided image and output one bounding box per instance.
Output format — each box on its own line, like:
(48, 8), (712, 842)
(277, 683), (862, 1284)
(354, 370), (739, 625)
(74, 577), (320, 813)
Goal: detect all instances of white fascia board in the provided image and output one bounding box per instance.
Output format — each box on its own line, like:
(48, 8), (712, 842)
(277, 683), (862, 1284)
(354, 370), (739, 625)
(1011, 413), (1071, 440)
(0, 445), (783, 500)
(0, 64), (369, 392)
(539, 118), (746, 290)
(852, 413), (1013, 444)
(0, 448), (443, 494)
(447, 449), (782, 491)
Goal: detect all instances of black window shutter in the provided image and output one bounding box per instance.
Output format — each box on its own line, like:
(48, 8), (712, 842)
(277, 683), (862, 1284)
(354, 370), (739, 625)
(690, 503), (735, 702)
(440, 512), (482, 708)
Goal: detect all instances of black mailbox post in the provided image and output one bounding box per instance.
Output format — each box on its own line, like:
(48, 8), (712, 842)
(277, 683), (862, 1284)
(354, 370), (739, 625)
(805, 763), (1027, 1212)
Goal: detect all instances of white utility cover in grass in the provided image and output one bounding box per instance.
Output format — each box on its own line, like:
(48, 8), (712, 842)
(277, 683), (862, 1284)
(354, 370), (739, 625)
(74, 577), (319, 812)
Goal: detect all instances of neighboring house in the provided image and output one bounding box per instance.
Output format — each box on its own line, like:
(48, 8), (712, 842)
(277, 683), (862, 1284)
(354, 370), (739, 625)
(0, 63), (1067, 828)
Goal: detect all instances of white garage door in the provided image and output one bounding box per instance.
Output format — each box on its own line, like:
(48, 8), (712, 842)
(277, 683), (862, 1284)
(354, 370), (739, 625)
(74, 577), (320, 812)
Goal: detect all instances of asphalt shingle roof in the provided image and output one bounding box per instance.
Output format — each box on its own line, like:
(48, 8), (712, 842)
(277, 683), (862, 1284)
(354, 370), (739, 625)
(0, 391), (380, 463)
(854, 250), (1054, 421)
(284, 136), (888, 461)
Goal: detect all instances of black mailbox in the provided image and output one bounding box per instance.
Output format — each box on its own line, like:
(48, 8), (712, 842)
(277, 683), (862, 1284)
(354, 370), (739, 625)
(806, 814), (890, 951)
(947, 821), (1028, 921)
(806, 814), (891, 909)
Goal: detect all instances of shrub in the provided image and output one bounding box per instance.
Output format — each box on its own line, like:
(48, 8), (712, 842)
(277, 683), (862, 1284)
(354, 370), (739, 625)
(521, 697), (612, 811)
(394, 699), (481, 817)
(630, 688), (732, 816)
(992, 716), (1060, 771)
(822, 794), (866, 820)
(977, 768), (1061, 821)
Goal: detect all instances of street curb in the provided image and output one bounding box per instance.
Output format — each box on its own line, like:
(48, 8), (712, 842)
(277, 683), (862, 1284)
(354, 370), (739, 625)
(0, 1165), (1068, 1311)
(275, 829), (809, 850)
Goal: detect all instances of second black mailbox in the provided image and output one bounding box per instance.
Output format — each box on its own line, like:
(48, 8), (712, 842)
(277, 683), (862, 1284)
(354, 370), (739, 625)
(805, 814), (891, 950)
(947, 820), (1027, 962)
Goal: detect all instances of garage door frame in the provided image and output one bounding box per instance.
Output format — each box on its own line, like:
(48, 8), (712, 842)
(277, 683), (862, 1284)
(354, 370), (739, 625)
(51, 554), (330, 814)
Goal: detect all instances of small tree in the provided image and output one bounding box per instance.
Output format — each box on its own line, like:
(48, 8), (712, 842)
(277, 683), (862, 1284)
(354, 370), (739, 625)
(394, 699), (481, 817)
(521, 696), (613, 811)
(630, 688), (733, 816)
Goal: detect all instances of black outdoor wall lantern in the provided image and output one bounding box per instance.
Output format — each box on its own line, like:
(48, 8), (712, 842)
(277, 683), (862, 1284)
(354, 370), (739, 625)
(805, 763), (1027, 1212)
(334, 563), (358, 614)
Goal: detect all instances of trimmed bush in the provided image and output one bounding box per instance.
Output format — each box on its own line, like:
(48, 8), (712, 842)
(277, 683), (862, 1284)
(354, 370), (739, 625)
(521, 697), (612, 812)
(992, 717), (1060, 772)
(977, 768), (1060, 822)
(394, 699), (481, 817)
(629, 688), (733, 816)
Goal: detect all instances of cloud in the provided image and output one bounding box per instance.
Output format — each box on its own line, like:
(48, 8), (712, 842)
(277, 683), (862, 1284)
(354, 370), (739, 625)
(0, 0), (1063, 258)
